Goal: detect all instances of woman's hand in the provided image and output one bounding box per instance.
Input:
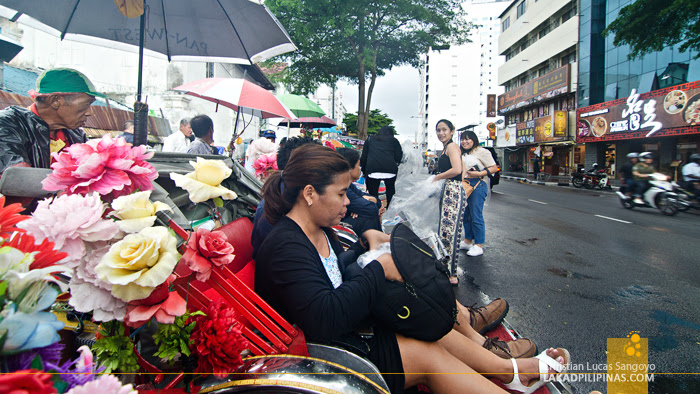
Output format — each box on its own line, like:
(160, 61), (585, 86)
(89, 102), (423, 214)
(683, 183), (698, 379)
(362, 195), (377, 203)
(376, 253), (403, 282)
(465, 170), (483, 178)
(363, 229), (390, 250)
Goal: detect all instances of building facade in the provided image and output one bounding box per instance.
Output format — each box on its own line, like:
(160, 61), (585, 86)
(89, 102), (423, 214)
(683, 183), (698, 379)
(576, 0), (700, 176)
(496, 0), (579, 176)
(419, 0), (510, 153)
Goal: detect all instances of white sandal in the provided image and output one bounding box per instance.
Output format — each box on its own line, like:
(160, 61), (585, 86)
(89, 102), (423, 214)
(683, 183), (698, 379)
(504, 347), (570, 393)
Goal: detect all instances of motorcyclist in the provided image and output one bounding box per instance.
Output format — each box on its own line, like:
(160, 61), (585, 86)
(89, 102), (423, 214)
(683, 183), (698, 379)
(619, 153), (639, 196)
(681, 153), (700, 198)
(632, 152), (655, 204)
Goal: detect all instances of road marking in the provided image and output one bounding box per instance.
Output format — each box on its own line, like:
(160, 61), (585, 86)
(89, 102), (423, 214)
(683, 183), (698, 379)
(595, 214), (632, 224)
(528, 199), (548, 205)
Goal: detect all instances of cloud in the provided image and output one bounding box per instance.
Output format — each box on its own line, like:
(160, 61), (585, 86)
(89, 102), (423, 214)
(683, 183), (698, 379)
(338, 65), (419, 141)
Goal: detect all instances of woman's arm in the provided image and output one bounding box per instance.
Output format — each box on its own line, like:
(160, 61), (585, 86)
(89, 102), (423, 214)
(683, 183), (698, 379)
(433, 144), (462, 181)
(465, 164), (498, 179)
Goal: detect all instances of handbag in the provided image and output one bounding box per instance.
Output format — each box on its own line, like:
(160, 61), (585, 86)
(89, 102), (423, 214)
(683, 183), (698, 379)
(461, 161), (482, 197)
(369, 223), (457, 342)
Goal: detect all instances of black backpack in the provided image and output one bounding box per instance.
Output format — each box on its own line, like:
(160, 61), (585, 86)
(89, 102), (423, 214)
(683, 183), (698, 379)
(370, 223), (457, 342)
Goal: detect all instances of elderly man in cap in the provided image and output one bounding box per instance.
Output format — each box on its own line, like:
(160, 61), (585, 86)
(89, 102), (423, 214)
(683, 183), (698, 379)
(0, 68), (104, 174)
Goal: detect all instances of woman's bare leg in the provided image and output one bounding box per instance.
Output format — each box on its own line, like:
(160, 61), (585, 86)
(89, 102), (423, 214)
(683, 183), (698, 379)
(454, 301), (486, 344)
(438, 330), (565, 386)
(397, 334), (506, 393)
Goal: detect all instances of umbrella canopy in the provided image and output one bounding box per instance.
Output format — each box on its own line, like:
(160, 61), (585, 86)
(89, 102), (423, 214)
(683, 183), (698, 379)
(276, 93), (326, 118)
(0, 0), (296, 145)
(173, 78), (295, 119)
(0, 0), (295, 64)
(281, 116), (337, 129)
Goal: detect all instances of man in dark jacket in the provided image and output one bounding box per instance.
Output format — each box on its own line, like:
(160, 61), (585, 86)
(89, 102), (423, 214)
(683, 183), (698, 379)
(359, 126), (403, 207)
(0, 68), (104, 174)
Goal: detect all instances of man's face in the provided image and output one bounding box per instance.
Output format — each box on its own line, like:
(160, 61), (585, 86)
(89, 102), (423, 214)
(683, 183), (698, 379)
(180, 123), (193, 137)
(56, 93), (95, 129)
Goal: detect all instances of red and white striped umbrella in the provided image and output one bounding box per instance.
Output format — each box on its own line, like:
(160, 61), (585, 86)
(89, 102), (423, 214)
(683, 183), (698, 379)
(173, 77), (296, 119)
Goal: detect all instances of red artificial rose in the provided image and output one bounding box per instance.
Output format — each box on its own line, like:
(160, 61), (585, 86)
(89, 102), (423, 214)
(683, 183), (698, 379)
(0, 370), (57, 394)
(181, 228), (235, 282)
(125, 275), (187, 328)
(188, 299), (248, 378)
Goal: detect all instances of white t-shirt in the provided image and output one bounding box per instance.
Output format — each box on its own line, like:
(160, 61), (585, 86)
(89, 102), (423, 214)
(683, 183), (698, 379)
(462, 147), (496, 175)
(162, 131), (190, 153)
(682, 162), (700, 182)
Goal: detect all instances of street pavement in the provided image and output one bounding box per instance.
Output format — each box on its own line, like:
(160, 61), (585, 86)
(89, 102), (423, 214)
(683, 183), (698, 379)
(447, 179), (700, 393)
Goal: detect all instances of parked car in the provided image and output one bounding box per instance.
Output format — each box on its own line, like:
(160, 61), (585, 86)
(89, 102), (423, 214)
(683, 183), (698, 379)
(484, 147), (501, 189)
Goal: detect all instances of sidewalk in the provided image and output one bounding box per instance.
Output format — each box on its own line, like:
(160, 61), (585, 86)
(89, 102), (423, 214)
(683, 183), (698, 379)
(500, 171), (620, 191)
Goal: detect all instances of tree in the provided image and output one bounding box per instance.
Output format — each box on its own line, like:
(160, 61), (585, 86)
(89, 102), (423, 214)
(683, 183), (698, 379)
(266, 0), (470, 139)
(603, 0), (700, 60)
(343, 109), (395, 137)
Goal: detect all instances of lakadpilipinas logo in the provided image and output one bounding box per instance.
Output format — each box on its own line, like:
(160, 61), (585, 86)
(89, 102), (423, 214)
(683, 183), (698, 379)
(607, 331), (654, 393)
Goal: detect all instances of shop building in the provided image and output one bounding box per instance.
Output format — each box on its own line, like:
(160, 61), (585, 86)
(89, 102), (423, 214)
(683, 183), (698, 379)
(576, 0), (700, 176)
(496, 0), (580, 175)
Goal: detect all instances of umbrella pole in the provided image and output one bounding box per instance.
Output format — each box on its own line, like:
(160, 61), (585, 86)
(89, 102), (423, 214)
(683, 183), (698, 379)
(229, 109), (241, 157)
(133, 1), (148, 147)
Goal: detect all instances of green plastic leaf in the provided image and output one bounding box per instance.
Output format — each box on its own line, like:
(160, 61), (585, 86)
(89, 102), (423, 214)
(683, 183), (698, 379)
(213, 197), (224, 207)
(0, 281), (7, 297)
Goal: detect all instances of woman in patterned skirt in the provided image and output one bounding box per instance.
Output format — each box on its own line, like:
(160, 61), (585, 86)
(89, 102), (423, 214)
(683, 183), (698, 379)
(432, 119), (465, 286)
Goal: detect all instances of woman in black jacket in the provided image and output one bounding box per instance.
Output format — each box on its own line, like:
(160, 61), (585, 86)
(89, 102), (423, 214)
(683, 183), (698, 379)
(256, 144), (569, 394)
(360, 125), (403, 207)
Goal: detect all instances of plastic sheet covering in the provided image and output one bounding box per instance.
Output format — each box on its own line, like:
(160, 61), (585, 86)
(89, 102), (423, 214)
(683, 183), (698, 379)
(356, 242), (391, 268)
(383, 144), (444, 238)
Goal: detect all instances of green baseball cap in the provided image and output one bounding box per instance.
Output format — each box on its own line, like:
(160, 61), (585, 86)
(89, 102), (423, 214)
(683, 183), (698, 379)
(33, 68), (106, 98)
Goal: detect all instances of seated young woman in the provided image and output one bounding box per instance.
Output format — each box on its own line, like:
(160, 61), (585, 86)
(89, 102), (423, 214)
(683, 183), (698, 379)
(255, 144), (570, 394)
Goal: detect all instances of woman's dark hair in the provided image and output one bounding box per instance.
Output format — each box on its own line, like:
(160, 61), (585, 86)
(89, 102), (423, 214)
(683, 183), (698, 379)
(436, 119), (455, 132)
(375, 125), (396, 141)
(263, 144), (351, 224)
(190, 115), (214, 138)
(336, 147), (360, 167)
(460, 130), (480, 154)
(276, 136), (319, 170)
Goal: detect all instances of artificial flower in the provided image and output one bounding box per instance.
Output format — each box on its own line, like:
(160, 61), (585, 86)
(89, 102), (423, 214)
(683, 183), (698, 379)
(252, 153), (278, 181)
(189, 299), (248, 378)
(0, 245), (34, 277)
(0, 369), (56, 394)
(2, 232), (68, 270)
(95, 226), (178, 302)
(125, 275), (186, 327)
(180, 228), (235, 282)
(68, 278), (127, 322)
(18, 193), (121, 269)
(5, 267), (70, 313)
(245, 137), (276, 165)
(110, 191), (171, 233)
(66, 374), (135, 394)
(42, 134), (157, 198)
(0, 195), (28, 238)
(323, 140), (336, 150)
(0, 304), (64, 354)
(170, 158), (237, 203)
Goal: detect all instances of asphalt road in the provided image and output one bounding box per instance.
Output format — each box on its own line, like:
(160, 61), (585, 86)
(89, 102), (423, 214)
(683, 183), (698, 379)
(451, 180), (700, 393)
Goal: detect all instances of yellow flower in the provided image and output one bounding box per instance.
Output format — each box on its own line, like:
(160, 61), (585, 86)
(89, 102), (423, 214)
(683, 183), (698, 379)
(169, 158), (237, 203)
(110, 191), (171, 233)
(95, 226), (178, 302)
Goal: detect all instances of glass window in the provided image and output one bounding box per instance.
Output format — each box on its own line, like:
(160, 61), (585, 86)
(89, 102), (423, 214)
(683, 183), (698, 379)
(656, 46), (673, 70)
(642, 54), (656, 73)
(673, 45), (691, 63)
(579, 56), (591, 74)
(608, 0), (620, 14)
(628, 58), (642, 76)
(688, 58), (700, 83)
(579, 41), (591, 59)
(606, 50), (617, 69)
(580, 20), (591, 38)
(605, 82), (618, 101)
(517, 1), (527, 19)
(638, 71), (657, 93)
(618, 79), (631, 97)
(502, 16), (510, 32)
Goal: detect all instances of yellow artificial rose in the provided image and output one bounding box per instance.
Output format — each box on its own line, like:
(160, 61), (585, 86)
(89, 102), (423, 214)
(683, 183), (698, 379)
(110, 191), (172, 233)
(169, 158), (237, 203)
(95, 226), (178, 302)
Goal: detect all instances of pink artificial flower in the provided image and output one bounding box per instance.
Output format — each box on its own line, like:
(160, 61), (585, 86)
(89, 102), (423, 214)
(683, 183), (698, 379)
(66, 374), (135, 394)
(124, 275), (186, 328)
(42, 135), (157, 198)
(180, 228), (235, 282)
(323, 140), (336, 150)
(18, 193), (121, 269)
(252, 153), (278, 180)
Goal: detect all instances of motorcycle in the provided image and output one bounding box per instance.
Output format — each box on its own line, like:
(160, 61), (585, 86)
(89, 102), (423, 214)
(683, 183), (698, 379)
(673, 183), (700, 212)
(583, 169), (612, 190)
(571, 169), (586, 188)
(615, 173), (679, 216)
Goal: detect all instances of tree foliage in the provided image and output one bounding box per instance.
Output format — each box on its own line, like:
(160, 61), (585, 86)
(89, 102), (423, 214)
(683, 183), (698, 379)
(266, 0), (470, 139)
(603, 0), (700, 60)
(343, 109), (395, 136)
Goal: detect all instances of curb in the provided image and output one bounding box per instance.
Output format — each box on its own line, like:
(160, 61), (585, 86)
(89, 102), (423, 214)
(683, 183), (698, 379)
(501, 175), (619, 192)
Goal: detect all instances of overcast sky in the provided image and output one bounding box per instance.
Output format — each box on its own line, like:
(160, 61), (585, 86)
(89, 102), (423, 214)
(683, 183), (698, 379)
(337, 65), (420, 143)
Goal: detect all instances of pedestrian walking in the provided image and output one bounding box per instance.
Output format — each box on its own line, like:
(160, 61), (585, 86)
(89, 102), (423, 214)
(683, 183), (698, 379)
(459, 130), (499, 257)
(431, 119), (465, 286)
(360, 125), (403, 207)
